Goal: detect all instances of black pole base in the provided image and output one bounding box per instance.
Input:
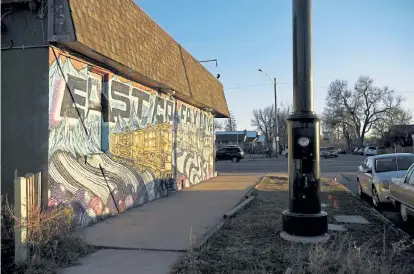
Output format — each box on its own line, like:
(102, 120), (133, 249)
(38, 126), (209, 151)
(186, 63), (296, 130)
(282, 210), (328, 237)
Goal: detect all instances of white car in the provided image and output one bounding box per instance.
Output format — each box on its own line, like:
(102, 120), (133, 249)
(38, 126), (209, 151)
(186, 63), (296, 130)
(281, 148), (288, 157)
(364, 146), (377, 156)
(357, 153), (414, 208)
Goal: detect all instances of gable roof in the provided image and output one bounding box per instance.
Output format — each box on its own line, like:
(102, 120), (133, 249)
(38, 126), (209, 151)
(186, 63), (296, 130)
(216, 131), (262, 142)
(46, 0), (229, 117)
(389, 124), (414, 133)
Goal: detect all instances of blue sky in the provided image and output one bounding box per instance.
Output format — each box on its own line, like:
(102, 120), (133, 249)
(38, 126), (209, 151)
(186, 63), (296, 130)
(136, 0), (414, 131)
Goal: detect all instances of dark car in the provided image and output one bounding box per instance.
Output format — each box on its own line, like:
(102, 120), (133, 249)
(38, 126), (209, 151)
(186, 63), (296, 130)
(321, 146), (338, 158)
(216, 146), (245, 162)
(337, 148), (347, 154)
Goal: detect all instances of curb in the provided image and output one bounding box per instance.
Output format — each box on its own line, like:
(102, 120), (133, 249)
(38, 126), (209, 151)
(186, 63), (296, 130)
(194, 221), (224, 250)
(338, 174), (411, 239)
(223, 196), (255, 219)
(243, 176), (264, 198)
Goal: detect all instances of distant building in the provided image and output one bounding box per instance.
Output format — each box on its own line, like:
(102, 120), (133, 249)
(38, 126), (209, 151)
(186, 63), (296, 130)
(215, 131), (265, 153)
(384, 124), (414, 147)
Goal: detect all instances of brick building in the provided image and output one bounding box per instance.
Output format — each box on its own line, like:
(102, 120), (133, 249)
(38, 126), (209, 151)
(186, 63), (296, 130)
(1, 0), (229, 228)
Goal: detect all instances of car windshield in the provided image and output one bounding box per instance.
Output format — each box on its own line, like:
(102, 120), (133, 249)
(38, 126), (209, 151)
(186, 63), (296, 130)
(375, 157), (397, 173)
(375, 156), (414, 173)
(327, 147), (335, 151)
(368, 146), (376, 150)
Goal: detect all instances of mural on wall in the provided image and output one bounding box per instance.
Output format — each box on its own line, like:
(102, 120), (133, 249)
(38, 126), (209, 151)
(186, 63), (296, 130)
(174, 102), (214, 189)
(48, 48), (214, 227)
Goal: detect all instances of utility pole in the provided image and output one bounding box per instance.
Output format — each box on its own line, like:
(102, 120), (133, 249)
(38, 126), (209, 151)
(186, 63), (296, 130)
(258, 69), (279, 158)
(274, 78), (279, 159)
(281, 0), (328, 242)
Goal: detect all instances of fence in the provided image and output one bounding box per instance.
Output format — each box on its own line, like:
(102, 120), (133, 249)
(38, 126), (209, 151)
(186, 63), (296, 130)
(13, 172), (41, 264)
(380, 146), (414, 154)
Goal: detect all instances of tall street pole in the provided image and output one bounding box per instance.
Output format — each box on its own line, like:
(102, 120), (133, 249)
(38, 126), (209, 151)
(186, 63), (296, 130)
(281, 0), (328, 241)
(258, 69), (279, 158)
(274, 78), (279, 159)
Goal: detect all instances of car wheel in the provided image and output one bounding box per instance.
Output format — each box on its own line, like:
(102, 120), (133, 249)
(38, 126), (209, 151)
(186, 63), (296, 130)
(231, 157), (238, 163)
(372, 186), (380, 208)
(399, 203), (411, 225)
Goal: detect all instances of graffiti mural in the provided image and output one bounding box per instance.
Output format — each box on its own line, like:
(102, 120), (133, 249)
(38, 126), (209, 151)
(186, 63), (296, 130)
(174, 102), (214, 189)
(48, 48), (214, 227)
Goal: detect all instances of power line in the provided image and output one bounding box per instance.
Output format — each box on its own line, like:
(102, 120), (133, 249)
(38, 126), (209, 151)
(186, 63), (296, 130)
(224, 82), (290, 90)
(225, 82), (414, 94)
(224, 83), (270, 90)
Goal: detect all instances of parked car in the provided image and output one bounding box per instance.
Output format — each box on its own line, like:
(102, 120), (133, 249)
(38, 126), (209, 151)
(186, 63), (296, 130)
(389, 161), (414, 225)
(353, 147), (360, 155)
(357, 148), (365, 155)
(364, 146), (378, 156)
(281, 148), (288, 157)
(320, 146), (338, 158)
(337, 148), (347, 154)
(216, 146), (245, 162)
(357, 153), (414, 208)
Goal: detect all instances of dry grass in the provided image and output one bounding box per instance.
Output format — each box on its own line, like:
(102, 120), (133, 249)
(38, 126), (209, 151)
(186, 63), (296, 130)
(172, 175), (414, 274)
(1, 197), (96, 274)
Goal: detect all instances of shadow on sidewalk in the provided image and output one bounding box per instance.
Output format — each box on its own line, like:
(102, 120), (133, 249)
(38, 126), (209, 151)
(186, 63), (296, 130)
(72, 175), (262, 252)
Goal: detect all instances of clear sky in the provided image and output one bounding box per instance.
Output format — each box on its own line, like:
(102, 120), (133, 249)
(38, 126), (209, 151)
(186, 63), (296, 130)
(136, 0), (414, 131)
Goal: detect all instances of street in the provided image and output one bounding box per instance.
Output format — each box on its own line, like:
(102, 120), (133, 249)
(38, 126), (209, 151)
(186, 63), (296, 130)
(216, 153), (361, 190)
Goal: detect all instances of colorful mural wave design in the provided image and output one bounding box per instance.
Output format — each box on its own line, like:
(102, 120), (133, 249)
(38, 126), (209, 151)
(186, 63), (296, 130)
(48, 48), (214, 227)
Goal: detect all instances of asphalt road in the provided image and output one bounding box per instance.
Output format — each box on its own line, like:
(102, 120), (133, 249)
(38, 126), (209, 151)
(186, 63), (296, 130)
(216, 153), (363, 188)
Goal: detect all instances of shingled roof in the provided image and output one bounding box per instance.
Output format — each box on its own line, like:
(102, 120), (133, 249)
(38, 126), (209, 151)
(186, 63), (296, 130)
(48, 0), (229, 117)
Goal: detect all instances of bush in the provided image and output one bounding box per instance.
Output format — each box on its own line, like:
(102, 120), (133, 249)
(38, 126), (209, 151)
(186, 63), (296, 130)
(1, 197), (95, 274)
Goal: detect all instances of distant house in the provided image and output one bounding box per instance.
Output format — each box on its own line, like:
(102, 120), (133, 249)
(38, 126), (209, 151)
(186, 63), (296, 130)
(215, 130), (265, 152)
(384, 124), (414, 147)
(388, 124), (414, 134)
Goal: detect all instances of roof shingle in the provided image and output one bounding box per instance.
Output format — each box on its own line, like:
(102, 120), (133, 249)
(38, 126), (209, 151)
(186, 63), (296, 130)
(65, 0), (229, 117)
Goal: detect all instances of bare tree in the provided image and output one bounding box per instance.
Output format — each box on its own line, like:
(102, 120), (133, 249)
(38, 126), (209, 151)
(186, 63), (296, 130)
(214, 119), (224, 132)
(322, 109), (355, 149)
(224, 112), (237, 131)
(323, 76), (404, 145)
(251, 104), (291, 147)
(371, 107), (413, 140)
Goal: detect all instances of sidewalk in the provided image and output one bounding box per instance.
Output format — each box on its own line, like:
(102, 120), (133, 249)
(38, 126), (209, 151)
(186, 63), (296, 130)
(62, 174), (261, 274)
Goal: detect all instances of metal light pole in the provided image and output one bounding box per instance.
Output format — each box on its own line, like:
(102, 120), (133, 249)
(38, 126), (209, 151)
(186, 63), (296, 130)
(281, 0), (328, 241)
(258, 69), (279, 158)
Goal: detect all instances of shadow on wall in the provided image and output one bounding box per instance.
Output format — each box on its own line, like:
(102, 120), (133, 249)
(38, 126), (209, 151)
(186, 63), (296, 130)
(47, 48), (215, 228)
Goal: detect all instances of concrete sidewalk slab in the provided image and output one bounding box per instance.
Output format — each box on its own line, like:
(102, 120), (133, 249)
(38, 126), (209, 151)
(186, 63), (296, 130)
(62, 249), (180, 274)
(73, 175), (261, 251)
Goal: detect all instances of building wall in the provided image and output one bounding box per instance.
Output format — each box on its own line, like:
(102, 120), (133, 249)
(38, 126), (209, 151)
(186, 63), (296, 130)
(48, 47), (214, 227)
(1, 8), (50, 205)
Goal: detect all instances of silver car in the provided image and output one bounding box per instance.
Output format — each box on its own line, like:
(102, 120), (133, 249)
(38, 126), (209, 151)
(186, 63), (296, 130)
(389, 161), (414, 224)
(357, 153), (414, 208)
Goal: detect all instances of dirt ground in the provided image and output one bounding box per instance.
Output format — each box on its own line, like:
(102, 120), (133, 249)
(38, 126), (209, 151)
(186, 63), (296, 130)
(172, 176), (414, 274)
